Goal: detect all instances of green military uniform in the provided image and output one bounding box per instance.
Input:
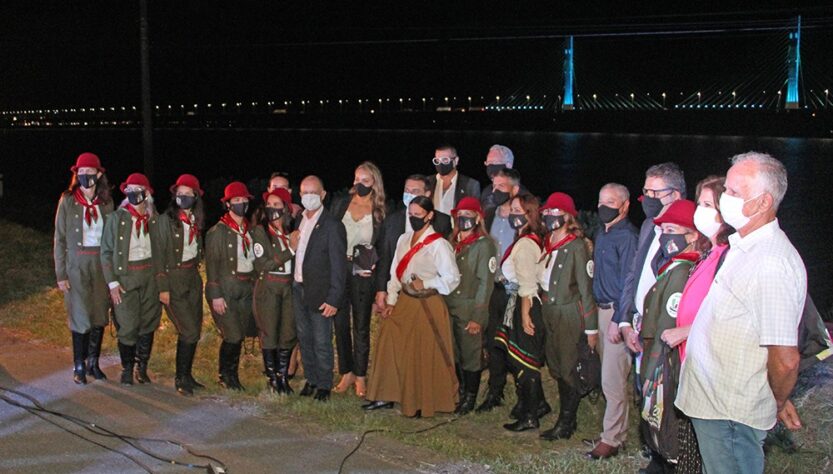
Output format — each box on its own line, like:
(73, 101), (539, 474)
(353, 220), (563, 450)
(205, 219), (255, 344)
(54, 192), (114, 333)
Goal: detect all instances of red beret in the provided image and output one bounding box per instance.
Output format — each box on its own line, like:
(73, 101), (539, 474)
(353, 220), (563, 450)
(262, 188), (292, 206)
(170, 174), (203, 196)
(451, 196), (484, 218)
(541, 192), (578, 217)
(71, 152), (105, 173)
(120, 173), (153, 195)
(654, 199), (696, 229)
(221, 181), (253, 202)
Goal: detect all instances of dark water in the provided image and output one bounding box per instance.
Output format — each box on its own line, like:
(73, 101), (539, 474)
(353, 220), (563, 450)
(2, 128), (831, 311)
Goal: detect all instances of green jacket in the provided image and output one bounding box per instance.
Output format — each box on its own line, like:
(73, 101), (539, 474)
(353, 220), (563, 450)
(100, 206), (164, 287)
(205, 219), (254, 300)
(53, 192), (114, 282)
(251, 225), (294, 276)
(445, 235), (497, 327)
(640, 258), (695, 379)
(540, 237), (598, 332)
(154, 212), (203, 293)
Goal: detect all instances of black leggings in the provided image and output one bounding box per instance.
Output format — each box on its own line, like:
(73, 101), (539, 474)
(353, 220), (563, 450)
(334, 268), (375, 377)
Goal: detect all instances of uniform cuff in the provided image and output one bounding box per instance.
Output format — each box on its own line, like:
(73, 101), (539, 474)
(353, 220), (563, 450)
(108, 281), (120, 290)
(618, 322), (632, 329)
(585, 330), (599, 335)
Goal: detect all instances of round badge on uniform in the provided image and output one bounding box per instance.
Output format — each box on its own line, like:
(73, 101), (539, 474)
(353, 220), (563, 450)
(666, 292), (682, 318)
(586, 260), (595, 278)
(253, 243), (264, 258)
(488, 257), (497, 273)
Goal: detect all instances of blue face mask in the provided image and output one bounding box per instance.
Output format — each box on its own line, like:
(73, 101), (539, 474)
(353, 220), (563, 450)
(403, 192), (417, 208)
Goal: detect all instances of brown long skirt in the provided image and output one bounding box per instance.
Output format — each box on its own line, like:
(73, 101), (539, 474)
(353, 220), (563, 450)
(367, 293), (459, 417)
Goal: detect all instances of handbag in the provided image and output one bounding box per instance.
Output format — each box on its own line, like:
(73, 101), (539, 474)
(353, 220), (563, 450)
(640, 345), (680, 462)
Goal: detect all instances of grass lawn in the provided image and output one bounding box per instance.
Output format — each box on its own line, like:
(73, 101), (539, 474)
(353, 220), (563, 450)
(1, 219), (828, 473)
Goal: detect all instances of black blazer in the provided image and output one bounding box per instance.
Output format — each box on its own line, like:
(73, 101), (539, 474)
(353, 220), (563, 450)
(427, 173), (481, 208)
(298, 208), (347, 309)
(615, 218), (666, 325)
(375, 207), (452, 292)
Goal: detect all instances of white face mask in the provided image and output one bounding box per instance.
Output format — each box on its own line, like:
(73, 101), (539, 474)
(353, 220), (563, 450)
(403, 192), (416, 208)
(719, 192), (761, 230)
(693, 206), (722, 238)
(301, 193), (322, 211)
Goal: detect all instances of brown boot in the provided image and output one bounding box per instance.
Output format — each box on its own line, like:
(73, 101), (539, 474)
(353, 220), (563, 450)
(586, 441), (620, 460)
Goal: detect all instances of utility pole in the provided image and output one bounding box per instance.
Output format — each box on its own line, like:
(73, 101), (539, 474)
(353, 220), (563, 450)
(139, 0), (154, 178)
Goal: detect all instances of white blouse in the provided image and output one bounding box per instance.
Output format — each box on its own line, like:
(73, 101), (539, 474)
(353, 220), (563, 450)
(500, 236), (542, 298)
(181, 221), (199, 262)
(342, 212), (373, 257)
(386, 225), (461, 306)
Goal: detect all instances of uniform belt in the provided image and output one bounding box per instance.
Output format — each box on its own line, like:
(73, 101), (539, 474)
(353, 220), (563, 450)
(127, 262), (152, 271)
(264, 273), (291, 283)
(597, 302), (614, 310)
(540, 293), (578, 305)
(234, 273), (254, 281)
(176, 259), (198, 269)
(77, 247), (100, 255)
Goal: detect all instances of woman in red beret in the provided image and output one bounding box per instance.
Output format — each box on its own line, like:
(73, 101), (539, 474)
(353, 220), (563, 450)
(53, 152), (114, 385)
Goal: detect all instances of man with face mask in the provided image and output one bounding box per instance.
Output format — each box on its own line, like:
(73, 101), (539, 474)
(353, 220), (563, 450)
(426, 145), (481, 215)
(205, 181), (256, 391)
(677, 153), (806, 474)
(585, 183), (639, 460)
(480, 145), (528, 213)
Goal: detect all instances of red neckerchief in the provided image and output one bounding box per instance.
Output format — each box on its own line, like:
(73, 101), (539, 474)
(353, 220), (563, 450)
(73, 188), (100, 226)
(125, 204), (149, 237)
(395, 232), (444, 281)
(540, 233), (577, 264)
(268, 224), (289, 249)
(178, 211), (197, 245)
(658, 251), (700, 276)
(454, 231), (481, 254)
(220, 213), (251, 257)
(501, 233), (543, 266)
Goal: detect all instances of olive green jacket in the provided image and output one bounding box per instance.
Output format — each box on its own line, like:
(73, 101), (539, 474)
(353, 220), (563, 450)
(100, 206), (164, 286)
(444, 236), (497, 327)
(539, 237), (598, 332)
(205, 219), (254, 300)
(154, 212), (203, 293)
(251, 225), (294, 276)
(53, 192), (114, 282)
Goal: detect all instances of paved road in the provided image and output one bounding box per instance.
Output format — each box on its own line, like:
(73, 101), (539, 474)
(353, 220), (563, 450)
(0, 328), (409, 473)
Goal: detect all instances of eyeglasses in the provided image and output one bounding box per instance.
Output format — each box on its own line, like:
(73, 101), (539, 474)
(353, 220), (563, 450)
(642, 187), (675, 199)
(432, 156), (457, 166)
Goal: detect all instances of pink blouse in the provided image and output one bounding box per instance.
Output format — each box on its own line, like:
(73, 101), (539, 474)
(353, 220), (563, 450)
(676, 243), (729, 363)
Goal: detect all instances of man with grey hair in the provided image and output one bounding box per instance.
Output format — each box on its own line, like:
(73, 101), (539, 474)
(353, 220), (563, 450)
(676, 152), (805, 474)
(480, 144), (525, 211)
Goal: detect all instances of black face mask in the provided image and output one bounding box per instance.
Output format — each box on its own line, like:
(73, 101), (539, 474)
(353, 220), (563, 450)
(176, 195), (195, 210)
(492, 190), (510, 206)
(228, 202), (249, 217)
(641, 196), (664, 219)
(543, 215), (565, 232)
(486, 164), (504, 179)
(659, 233), (688, 260)
(436, 162), (455, 176)
(508, 213), (528, 230)
(126, 190), (146, 206)
(266, 207), (284, 222)
(409, 215), (428, 231)
(77, 174), (97, 189)
(457, 216), (477, 231)
(598, 205), (620, 224)
(355, 183), (372, 197)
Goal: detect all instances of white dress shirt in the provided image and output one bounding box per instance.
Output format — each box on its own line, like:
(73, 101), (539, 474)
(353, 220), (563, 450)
(181, 221), (199, 262)
(294, 207), (323, 283)
(128, 218), (152, 262)
(633, 226), (661, 319)
(386, 225), (460, 306)
(433, 173), (458, 215)
(676, 219), (807, 430)
(81, 200), (104, 247)
(236, 232), (254, 273)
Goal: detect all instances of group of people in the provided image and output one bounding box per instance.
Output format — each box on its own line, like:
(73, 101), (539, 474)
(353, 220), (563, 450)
(54, 145), (818, 473)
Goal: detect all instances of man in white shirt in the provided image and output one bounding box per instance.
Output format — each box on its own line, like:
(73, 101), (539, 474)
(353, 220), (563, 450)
(676, 152), (806, 474)
(427, 145), (481, 215)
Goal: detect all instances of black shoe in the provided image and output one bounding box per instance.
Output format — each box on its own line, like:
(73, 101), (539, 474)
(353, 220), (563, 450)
(134, 333), (154, 384)
(313, 389), (330, 402)
(117, 342), (136, 386)
(276, 349), (294, 395)
(86, 326), (107, 380)
(71, 331), (89, 385)
(455, 392), (478, 415)
(262, 349), (279, 394)
(503, 417), (539, 432)
(187, 375), (206, 390)
(175, 377), (194, 396)
(362, 400), (394, 411)
(299, 382), (316, 397)
(510, 399), (551, 420)
(475, 390), (504, 413)
(540, 379), (579, 441)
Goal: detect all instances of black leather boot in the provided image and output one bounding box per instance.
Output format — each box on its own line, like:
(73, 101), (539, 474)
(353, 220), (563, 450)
(262, 349), (279, 394)
(218, 341), (235, 390)
(175, 339), (194, 396)
(118, 342), (136, 385)
(475, 388), (504, 413)
(455, 370), (481, 415)
(71, 331), (88, 385)
(86, 326), (107, 380)
(228, 342), (245, 391)
(540, 378), (579, 440)
(134, 332), (154, 384)
(455, 364), (465, 399)
(503, 375), (540, 432)
(276, 349), (294, 395)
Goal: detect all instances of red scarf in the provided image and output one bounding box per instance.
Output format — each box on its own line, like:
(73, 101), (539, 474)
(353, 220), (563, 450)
(269, 224), (290, 249)
(541, 233), (577, 265)
(501, 233), (543, 266)
(73, 188), (100, 226)
(658, 251), (700, 276)
(221, 213), (251, 257)
(178, 211), (198, 245)
(395, 232), (444, 281)
(454, 231), (481, 254)
(126, 204), (149, 237)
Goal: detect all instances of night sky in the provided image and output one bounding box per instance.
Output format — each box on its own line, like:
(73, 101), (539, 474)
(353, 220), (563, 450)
(3, 1), (833, 109)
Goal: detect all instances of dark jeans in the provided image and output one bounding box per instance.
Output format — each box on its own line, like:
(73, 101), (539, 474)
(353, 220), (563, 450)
(293, 282), (335, 390)
(334, 268), (374, 377)
(485, 283), (510, 394)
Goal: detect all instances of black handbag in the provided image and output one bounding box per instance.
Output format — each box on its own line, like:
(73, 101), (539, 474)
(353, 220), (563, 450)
(575, 334), (602, 398)
(351, 244), (379, 276)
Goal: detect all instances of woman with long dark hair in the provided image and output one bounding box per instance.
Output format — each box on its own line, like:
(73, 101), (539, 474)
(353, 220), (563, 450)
(156, 174), (206, 396)
(54, 152), (114, 384)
